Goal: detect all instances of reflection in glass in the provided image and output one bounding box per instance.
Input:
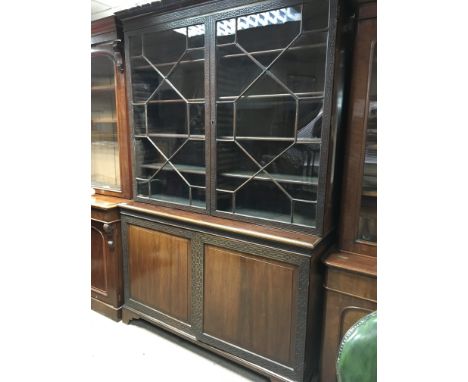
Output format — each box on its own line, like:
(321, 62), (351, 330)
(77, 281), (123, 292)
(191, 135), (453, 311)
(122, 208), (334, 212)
(91, 54), (121, 191)
(358, 45), (377, 242)
(215, 3), (329, 228)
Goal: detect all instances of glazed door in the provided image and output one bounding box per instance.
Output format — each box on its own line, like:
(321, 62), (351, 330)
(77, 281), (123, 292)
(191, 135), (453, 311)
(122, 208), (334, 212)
(338, 3), (377, 256)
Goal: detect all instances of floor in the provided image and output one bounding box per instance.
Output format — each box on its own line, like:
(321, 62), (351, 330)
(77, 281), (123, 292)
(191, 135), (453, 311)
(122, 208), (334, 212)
(89, 309), (268, 381)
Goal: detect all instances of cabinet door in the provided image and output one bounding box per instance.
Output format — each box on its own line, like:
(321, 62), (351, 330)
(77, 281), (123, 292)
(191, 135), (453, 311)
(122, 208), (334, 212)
(194, 235), (310, 381)
(91, 220), (121, 307)
(127, 21), (209, 211)
(92, 53), (121, 192)
(339, 4), (377, 256)
(213, 1), (331, 231)
(123, 220), (196, 334)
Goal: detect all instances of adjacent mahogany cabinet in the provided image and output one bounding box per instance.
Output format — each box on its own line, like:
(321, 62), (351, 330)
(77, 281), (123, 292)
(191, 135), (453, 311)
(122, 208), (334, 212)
(320, 2), (377, 381)
(91, 195), (127, 321)
(91, 17), (132, 320)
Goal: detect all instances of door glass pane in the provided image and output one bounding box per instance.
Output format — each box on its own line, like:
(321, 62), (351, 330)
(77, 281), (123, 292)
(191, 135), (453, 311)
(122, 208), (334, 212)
(130, 24), (207, 209)
(91, 54), (121, 191)
(215, 2), (329, 228)
(358, 45), (377, 242)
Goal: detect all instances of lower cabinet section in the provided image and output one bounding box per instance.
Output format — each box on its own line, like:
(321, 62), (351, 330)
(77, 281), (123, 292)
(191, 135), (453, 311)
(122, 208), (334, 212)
(320, 252), (377, 382)
(121, 210), (327, 382)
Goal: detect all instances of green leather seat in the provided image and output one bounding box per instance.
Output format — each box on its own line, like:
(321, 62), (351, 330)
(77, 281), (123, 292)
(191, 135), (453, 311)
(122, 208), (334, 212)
(336, 311), (377, 382)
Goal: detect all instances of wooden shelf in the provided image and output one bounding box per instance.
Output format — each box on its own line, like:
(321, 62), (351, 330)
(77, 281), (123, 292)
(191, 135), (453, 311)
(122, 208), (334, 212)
(221, 170), (318, 186)
(134, 133), (205, 140)
(362, 190), (377, 197)
(92, 118), (117, 124)
(219, 43), (327, 60)
(141, 193), (205, 208)
(140, 163), (205, 175)
(92, 84), (115, 91)
(217, 136), (321, 144)
(217, 92), (324, 101)
(146, 98), (205, 104)
(233, 207), (315, 227)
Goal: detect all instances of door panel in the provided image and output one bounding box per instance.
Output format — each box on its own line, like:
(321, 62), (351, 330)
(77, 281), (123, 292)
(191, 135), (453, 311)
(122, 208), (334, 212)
(91, 226), (108, 294)
(127, 224), (191, 323)
(203, 244), (297, 365)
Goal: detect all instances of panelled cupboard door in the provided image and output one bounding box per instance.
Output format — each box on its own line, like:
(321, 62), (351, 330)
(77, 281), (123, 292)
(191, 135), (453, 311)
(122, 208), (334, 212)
(126, 224), (192, 324)
(196, 235), (311, 381)
(91, 224), (108, 296)
(203, 245), (297, 365)
(91, 220), (121, 307)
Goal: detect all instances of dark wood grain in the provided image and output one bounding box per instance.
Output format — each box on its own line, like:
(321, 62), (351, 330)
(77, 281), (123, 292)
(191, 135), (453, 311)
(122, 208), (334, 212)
(128, 225), (191, 323)
(203, 245), (297, 365)
(121, 201), (321, 250)
(324, 251), (377, 277)
(91, 226), (107, 293)
(320, 251), (377, 382)
(91, 203), (124, 320)
(338, 10), (377, 257)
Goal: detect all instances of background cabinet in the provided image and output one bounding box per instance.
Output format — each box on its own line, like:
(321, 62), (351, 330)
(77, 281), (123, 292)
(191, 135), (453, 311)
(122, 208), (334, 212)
(92, 16), (132, 199)
(320, 2), (377, 381)
(91, 16), (133, 321)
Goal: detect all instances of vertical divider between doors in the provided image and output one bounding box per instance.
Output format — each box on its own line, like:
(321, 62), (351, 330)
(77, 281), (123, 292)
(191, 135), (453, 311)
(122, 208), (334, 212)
(208, 16), (217, 215)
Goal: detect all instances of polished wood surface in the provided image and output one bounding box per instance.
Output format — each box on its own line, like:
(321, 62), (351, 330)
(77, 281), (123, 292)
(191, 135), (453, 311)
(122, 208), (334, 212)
(358, 2), (377, 20)
(324, 251), (377, 277)
(338, 9), (377, 256)
(91, 226), (107, 293)
(91, 297), (122, 322)
(91, 215), (124, 319)
(91, 194), (129, 209)
(203, 245), (297, 365)
(128, 225), (191, 323)
(121, 201), (321, 250)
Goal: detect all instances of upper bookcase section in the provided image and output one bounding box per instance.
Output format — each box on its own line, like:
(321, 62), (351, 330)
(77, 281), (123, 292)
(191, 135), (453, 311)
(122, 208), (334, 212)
(118, 0), (349, 235)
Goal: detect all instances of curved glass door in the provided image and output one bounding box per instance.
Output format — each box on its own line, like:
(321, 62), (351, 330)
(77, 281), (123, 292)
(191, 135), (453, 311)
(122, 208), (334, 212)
(91, 54), (121, 191)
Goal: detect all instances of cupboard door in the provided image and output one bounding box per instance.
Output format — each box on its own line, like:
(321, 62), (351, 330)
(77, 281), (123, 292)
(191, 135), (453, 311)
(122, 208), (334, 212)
(91, 219), (121, 308)
(91, 224), (108, 296)
(127, 224), (191, 323)
(203, 245), (297, 366)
